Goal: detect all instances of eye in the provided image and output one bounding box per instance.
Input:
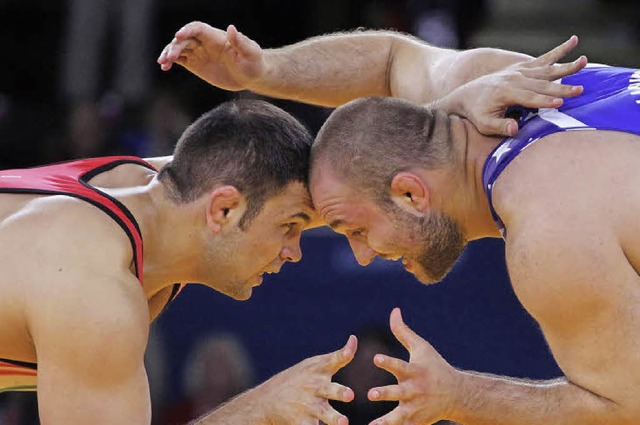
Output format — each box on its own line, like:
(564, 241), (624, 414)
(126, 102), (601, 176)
(283, 222), (300, 233)
(348, 228), (366, 238)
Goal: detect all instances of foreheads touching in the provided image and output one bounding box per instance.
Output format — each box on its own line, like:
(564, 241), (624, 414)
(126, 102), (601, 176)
(158, 99), (313, 229)
(310, 96), (454, 206)
(309, 97), (467, 284)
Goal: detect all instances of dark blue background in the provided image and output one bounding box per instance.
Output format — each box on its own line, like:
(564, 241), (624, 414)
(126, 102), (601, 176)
(156, 229), (562, 400)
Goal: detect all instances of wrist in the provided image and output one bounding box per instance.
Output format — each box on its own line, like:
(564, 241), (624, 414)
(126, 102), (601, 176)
(245, 50), (276, 93)
(445, 368), (471, 423)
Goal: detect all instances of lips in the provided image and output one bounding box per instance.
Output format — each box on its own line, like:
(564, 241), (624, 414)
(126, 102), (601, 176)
(402, 258), (413, 272)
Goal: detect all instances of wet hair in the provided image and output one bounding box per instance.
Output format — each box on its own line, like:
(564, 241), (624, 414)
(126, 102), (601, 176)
(311, 96), (453, 207)
(158, 99), (312, 228)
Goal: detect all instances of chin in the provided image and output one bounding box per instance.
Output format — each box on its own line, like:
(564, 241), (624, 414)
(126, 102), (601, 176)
(229, 287), (253, 301)
(214, 282), (254, 301)
(411, 266), (450, 285)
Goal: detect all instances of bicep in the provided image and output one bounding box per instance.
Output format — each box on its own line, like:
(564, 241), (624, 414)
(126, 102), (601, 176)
(505, 217), (640, 410)
(390, 42), (532, 103)
(31, 276), (152, 424)
(37, 356), (151, 425)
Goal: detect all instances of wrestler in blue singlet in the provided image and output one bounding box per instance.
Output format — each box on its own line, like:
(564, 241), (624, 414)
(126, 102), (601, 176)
(483, 65), (640, 236)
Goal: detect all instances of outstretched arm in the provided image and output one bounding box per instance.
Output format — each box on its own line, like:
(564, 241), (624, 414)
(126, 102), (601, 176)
(192, 336), (357, 425)
(158, 23), (586, 135)
(367, 308), (636, 425)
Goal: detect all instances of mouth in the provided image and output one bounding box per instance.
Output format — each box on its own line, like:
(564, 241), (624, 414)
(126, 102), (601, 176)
(251, 275), (264, 287)
(402, 258), (413, 272)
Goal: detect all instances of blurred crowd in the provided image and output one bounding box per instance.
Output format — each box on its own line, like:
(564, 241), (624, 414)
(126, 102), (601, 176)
(0, 0), (487, 170)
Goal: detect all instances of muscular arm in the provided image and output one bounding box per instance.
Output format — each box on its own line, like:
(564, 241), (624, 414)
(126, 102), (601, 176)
(451, 373), (619, 424)
(255, 31), (456, 106)
(448, 227), (640, 423)
(460, 133), (640, 424)
(32, 273), (151, 424)
(158, 23), (585, 135)
(23, 205), (153, 424)
(371, 133), (640, 424)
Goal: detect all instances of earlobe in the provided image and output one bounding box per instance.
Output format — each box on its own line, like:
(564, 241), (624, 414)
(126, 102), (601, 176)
(206, 186), (242, 233)
(390, 172), (430, 213)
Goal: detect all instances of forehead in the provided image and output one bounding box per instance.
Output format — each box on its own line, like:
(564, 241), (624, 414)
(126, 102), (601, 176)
(261, 181), (313, 217)
(310, 167), (375, 227)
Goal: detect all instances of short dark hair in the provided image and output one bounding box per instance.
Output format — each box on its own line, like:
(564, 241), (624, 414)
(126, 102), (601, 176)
(159, 99), (312, 228)
(312, 96), (452, 206)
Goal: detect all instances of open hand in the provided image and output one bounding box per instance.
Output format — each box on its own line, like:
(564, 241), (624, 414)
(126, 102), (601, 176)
(256, 335), (358, 425)
(367, 308), (461, 425)
(441, 35), (588, 136)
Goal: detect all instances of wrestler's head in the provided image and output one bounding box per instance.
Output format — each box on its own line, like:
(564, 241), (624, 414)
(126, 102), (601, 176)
(159, 99), (313, 299)
(311, 97), (467, 284)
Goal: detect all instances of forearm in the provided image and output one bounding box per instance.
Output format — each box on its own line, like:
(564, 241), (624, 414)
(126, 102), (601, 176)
(190, 387), (270, 425)
(450, 371), (625, 424)
(250, 31), (400, 107)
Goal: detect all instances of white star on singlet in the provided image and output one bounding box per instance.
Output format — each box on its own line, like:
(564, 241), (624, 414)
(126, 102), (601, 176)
(493, 142), (512, 162)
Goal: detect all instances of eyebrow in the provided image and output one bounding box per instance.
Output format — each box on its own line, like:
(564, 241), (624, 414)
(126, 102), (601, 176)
(290, 212), (312, 225)
(328, 219), (345, 231)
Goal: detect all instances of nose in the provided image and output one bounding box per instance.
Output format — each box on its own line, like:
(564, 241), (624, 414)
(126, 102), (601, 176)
(280, 236), (303, 263)
(348, 238), (376, 266)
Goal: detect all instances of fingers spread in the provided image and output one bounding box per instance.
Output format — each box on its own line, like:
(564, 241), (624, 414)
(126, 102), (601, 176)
(528, 35), (579, 67)
(368, 384), (404, 402)
(373, 353), (410, 379)
(326, 335), (358, 374)
(522, 56), (587, 83)
(318, 382), (354, 402)
(389, 308), (421, 352)
(315, 403), (349, 425)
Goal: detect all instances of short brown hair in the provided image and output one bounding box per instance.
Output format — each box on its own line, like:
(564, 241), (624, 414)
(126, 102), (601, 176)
(159, 99), (312, 228)
(312, 96), (452, 205)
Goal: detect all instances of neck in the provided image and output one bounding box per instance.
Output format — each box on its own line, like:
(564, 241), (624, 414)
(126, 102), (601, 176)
(439, 117), (504, 240)
(123, 178), (206, 297)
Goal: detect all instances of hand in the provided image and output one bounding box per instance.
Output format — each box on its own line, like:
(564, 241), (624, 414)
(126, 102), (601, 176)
(255, 336), (357, 425)
(157, 22), (264, 91)
(439, 35), (588, 136)
(367, 308), (461, 425)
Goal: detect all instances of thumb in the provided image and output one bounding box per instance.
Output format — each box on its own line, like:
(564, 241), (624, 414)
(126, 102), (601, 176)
(389, 308), (421, 353)
(227, 24), (258, 56)
(478, 117), (518, 137)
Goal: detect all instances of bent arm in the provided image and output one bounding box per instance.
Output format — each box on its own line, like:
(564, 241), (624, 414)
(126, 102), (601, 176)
(159, 24), (585, 135)
(470, 159), (640, 423)
(253, 32), (534, 106)
(32, 273), (152, 424)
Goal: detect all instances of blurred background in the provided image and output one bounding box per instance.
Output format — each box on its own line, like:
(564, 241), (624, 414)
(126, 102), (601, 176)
(0, 0), (638, 423)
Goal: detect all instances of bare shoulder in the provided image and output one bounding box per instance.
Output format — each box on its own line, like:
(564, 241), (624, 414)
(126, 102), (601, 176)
(490, 128), (640, 325)
(492, 129), (640, 239)
(21, 198), (150, 369)
(492, 130), (640, 408)
(143, 155), (173, 171)
(1, 194), (140, 297)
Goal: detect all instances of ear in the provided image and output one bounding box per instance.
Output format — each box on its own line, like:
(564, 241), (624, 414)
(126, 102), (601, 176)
(205, 186), (245, 233)
(390, 172), (430, 214)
